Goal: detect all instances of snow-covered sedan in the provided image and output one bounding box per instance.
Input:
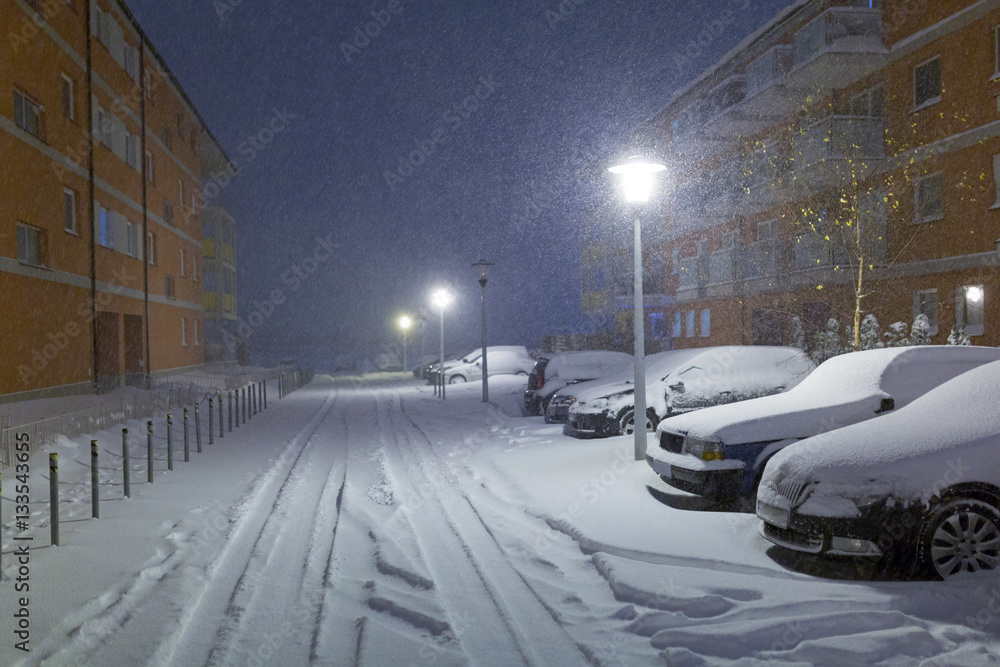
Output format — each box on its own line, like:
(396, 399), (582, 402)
(757, 358), (1000, 580)
(567, 346), (813, 438)
(523, 350), (632, 416)
(649, 346), (1000, 504)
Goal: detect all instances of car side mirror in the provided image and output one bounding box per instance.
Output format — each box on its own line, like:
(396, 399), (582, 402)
(475, 361), (481, 367)
(875, 397), (895, 414)
(669, 381), (685, 393)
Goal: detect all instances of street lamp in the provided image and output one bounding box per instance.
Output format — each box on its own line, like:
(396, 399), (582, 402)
(472, 260), (494, 403)
(398, 315), (412, 372)
(608, 156), (667, 461)
(431, 288), (453, 399)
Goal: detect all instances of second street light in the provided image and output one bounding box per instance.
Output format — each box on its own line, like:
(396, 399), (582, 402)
(609, 155), (666, 462)
(472, 260), (494, 403)
(398, 315), (412, 372)
(431, 288), (453, 399)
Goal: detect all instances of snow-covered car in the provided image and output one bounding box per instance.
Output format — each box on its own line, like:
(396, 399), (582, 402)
(756, 357), (1000, 580)
(438, 346), (534, 384)
(545, 373), (632, 424)
(649, 346), (1000, 504)
(523, 351), (632, 416)
(567, 346), (813, 438)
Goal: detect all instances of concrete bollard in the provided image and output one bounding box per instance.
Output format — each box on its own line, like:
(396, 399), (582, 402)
(242, 387), (247, 423)
(208, 398), (214, 446)
(147, 420), (154, 483)
(167, 414), (174, 471)
(122, 428), (130, 498)
(50, 453), (59, 546)
(91, 439), (100, 519)
(263, 380), (268, 409)
(228, 391), (234, 432)
(219, 392), (224, 438)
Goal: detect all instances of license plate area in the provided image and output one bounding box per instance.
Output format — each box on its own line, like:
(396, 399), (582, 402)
(757, 501), (790, 529)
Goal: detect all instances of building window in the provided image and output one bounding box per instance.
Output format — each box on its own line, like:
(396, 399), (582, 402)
(700, 309), (711, 338)
(16, 223), (45, 267)
(685, 310), (696, 338)
(913, 289), (939, 336)
(913, 56), (941, 110)
(957, 285), (985, 336)
(146, 150), (155, 183)
(147, 232), (158, 265)
(649, 312), (666, 339)
(673, 312), (682, 338)
(181, 317), (187, 346)
(193, 318), (200, 346)
(63, 188), (77, 233)
(13, 90), (41, 137)
(61, 74), (75, 120)
(995, 25), (1000, 77)
(914, 172), (944, 223)
(98, 205), (114, 249)
(124, 44), (140, 84)
(161, 126), (172, 151)
(177, 113), (185, 141)
(125, 220), (140, 259)
(165, 275), (176, 300)
(125, 133), (140, 170)
(144, 70), (153, 101)
(849, 85), (884, 118)
(179, 179), (184, 207)
(192, 256), (198, 282)
(180, 248), (186, 276)
(163, 200), (174, 226)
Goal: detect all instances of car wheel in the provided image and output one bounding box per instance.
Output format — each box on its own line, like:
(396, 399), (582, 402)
(920, 499), (1000, 579)
(619, 409), (657, 436)
(449, 375), (466, 384)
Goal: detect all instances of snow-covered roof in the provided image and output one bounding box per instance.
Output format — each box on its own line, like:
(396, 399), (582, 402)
(544, 351), (633, 383)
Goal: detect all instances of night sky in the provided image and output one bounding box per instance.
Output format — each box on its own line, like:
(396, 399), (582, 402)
(124, 0), (792, 366)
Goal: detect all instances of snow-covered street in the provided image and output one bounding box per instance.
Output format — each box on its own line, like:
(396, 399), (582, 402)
(4, 374), (1000, 665)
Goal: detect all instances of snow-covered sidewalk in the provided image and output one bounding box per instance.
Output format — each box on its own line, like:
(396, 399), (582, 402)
(2, 373), (999, 665)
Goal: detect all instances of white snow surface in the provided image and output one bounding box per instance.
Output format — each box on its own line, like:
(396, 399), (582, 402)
(659, 346), (1000, 444)
(3, 373), (1000, 665)
(762, 359), (1000, 516)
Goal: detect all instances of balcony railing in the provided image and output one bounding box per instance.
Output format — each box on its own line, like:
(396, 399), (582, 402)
(746, 45), (795, 100)
(677, 258), (699, 290)
(793, 7), (884, 68)
(793, 116), (884, 170)
(745, 240), (779, 279)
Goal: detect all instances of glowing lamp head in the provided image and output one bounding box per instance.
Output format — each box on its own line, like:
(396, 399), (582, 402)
(609, 156), (667, 203)
(967, 286), (984, 304)
(431, 288), (453, 311)
(399, 315), (412, 330)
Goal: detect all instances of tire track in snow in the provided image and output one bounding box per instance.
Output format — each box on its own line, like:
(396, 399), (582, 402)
(375, 390), (593, 667)
(150, 379), (350, 666)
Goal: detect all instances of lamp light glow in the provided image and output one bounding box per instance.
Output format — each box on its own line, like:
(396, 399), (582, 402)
(967, 285), (984, 304)
(431, 288), (453, 310)
(609, 157), (667, 203)
(399, 315), (412, 330)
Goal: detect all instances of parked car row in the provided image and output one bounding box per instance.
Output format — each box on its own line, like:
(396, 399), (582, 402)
(513, 345), (1000, 580)
(426, 346), (535, 385)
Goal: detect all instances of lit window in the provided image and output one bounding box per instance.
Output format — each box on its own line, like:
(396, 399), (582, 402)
(685, 310), (696, 338)
(914, 172), (943, 223)
(649, 312), (666, 339)
(673, 312), (682, 338)
(99, 206), (113, 249)
(956, 285), (985, 336)
(63, 188), (77, 233)
(16, 223), (45, 267)
(913, 56), (941, 109)
(700, 309), (711, 338)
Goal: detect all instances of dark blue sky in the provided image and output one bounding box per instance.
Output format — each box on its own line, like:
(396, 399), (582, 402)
(125, 0), (792, 363)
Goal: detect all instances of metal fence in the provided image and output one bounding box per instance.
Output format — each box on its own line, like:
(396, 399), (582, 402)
(1, 384), (206, 470)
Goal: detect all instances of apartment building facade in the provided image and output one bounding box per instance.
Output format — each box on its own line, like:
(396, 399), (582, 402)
(1, 0), (232, 399)
(600, 0), (1000, 352)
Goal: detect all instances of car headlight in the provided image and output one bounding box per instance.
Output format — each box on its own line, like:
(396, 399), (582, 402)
(587, 398), (609, 410)
(684, 436), (724, 461)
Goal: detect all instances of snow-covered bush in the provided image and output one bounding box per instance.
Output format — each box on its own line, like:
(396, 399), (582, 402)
(787, 316), (806, 351)
(860, 314), (883, 350)
(883, 321), (910, 348)
(909, 314), (931, 346)
(947, 323), (972, 346)
(810, 318), (842, 365)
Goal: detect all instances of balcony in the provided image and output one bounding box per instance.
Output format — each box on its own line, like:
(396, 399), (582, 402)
(744, 240), (779, 280)
(670, 100), (730, 160)
(792, 115), (884, 189)
(742, 145), (794, 214)
(703, 75), (766, 139)
(708, 250), (735, 284)
(786, 8), (887, 94)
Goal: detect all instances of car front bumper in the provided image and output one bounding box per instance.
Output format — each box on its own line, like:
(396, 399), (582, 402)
(567, 411), (615, 438)
(645, 448), (745, 497)
(546, 404), (571, 423)
(755, 500), (920, 558)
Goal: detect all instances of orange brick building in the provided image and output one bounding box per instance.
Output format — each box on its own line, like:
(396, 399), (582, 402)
(585, 0), (1000, 352)
(1, 0), (232, 400)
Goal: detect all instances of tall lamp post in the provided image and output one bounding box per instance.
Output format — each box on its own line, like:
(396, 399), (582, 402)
(398, 315), (412, 372)
(431, 288), (453, 399)
(472, 260), (494, 403)
(609, 156), (667, 461)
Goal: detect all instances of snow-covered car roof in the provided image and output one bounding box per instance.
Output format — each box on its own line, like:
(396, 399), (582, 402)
(658, 346), (1000, 444)
(568, 349), (704, 403)
(543, 351), (632, 382)
(762, 357), (1000, 509)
